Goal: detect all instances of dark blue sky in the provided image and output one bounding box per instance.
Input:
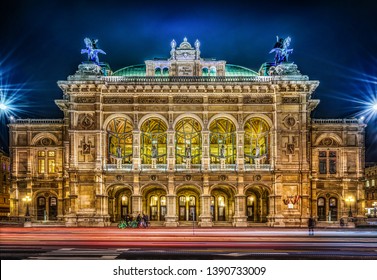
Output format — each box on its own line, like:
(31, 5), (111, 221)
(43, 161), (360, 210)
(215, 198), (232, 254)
(1, 0), (376, 161)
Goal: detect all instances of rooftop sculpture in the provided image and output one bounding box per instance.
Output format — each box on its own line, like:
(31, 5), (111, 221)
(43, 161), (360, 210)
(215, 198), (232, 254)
(81, 38), (106, 64)
(269, 36), (293, 65)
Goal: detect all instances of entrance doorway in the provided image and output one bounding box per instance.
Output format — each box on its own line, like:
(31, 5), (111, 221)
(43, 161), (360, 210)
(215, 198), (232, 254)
(36, 195), (58, 221)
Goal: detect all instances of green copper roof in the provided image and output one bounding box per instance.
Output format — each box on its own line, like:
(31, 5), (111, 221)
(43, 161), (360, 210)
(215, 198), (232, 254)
(224, 64), (258, 76)
(112, 63), (258, 77)
(113, 64), (146, 76)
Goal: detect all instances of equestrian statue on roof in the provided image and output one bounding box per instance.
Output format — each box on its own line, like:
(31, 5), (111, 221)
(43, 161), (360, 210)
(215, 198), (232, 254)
(269, 36), (293, 65)
(81, 38), (106, 64)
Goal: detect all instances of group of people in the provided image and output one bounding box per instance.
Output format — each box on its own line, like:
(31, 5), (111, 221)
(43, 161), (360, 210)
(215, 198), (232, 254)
(122, 213), (150, 228)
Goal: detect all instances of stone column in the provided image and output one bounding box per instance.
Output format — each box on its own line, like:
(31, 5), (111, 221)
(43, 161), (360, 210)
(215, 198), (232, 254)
(202, 131), (210, 171)
(233, 176), (247, 227)
(167, 130), (175, 171)
(65, 172), (78, 227)
(233, 194), (247, 227)
(198, 194), (212, 227)
(236, 131), (244, 171)
(164, 194), (178, 227)
(132, 131), (140, 171)
(165, 174), (178, 226)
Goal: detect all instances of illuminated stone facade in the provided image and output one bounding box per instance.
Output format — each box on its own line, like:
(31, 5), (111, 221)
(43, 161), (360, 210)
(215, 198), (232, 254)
(365, 164), (377, 217)
(8, 38), (366, 227)
(0, 149), (10, 217)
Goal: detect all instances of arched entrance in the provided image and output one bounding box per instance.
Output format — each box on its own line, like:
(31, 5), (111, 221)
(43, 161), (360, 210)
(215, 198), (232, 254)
(36, 192), (58, 221)
(317, 195), (339, 221)
(176, 186), (200, 222)
(107, 185), (133, 222)
(245, 185), (270, 223)
(143, 186), (167, 222)
(210, 185), (235, 223)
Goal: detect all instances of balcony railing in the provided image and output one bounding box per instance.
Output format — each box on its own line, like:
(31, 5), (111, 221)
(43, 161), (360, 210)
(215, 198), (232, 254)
(244, 164), (272, 171)
(140, 164), (167, 171)
(105, 164), (133, 171)
(175, 164), (202, 172)
(103, 163), (272, 172)
(311, 119), (360, 125)
(210, 164), (237, 171)
(102, 76), (273, 84)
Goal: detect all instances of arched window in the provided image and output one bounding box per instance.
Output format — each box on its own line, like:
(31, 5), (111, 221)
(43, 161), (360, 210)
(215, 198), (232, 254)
(244, 118), (270, 164)
(162, 67), (169, 76)
(217, 196), (225, 221)
(175, 118), (202, 164)
(140, 118), (167, 164)
(209, 67), (217, 76)
(247, 195), (255, 221)
(210, 196), (215, 218)
(150, 195), (158, 221)
(160, 196), (167, 220)
(329, 197), (338, 221)
(121, 195), (129, 219)
(317, 197), (326, 221)
(178, 196), (186, 221)
(202, 67), (209, 76)
(209, 118), (236, 164)
(154, 67), (161, 76)
(107, 118), (133, 164)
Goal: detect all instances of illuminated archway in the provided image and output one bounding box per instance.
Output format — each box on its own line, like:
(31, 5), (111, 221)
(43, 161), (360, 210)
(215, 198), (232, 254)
(209, 118), (236, 164)
(107, 117), (133, 164)
(175, 118), (202, 164)
(140, 118), (167, 164)
(244, 118), (270, 164)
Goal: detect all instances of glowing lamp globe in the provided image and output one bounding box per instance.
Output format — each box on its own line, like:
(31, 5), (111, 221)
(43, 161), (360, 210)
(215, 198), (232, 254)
(0, 103), (7, 111)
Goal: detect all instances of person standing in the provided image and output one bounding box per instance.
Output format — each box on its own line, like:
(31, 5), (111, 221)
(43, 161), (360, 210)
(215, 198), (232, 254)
(308, 217), (315, 236)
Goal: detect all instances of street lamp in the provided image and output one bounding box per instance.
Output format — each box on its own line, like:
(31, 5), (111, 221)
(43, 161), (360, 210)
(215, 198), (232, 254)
(345, 196), (354, 217)
(22, 195), (31, 221)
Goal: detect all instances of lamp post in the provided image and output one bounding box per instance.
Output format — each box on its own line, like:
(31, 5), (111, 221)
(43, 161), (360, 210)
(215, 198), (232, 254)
(345, 196), (354, 217)
(22, 195), (31, 222)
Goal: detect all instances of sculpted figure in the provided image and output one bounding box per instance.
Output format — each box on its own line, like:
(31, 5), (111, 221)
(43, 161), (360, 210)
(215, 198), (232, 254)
(81, 38), (106, 64)
(269, 36), (293, 65)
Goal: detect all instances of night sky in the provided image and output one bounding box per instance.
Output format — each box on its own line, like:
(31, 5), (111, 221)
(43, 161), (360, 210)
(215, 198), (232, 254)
(1, 0), (376, 161)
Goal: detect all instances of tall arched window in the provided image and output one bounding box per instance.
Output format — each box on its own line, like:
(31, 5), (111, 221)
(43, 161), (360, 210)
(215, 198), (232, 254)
(162, 67), (169, 76)
(202, 67), (209, 76)
(209, 118), (236, 164)
(154, 67), (161, 76)
(140, 118), (167, 164)
(175, 118), (202, 164)
(247, 195), (255, 221)
(107, 118), (133, 164)
(209, 66), (217, 76)
(317, 197), (326, 221)
(244, 118), (270, 164)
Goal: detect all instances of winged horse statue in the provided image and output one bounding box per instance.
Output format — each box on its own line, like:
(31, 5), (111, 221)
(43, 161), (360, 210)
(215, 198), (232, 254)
(269, 36), (293, 65)
(81, 38), (106, 64)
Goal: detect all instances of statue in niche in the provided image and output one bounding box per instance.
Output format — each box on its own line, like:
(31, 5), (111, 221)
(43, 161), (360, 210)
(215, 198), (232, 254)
(151, 145), (158, 158)
(269, 36), (293, 65)
(220, 144), (225, 158)
(185, 145), (191, 158)
(83, 143), (91, 155)
(81, 38), (106, 64)
(255, 145), (260, 157)
(116, 146), (122, 158)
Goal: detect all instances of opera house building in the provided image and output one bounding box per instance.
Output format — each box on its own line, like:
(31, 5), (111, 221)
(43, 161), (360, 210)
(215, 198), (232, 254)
(8, 38), (366, 227)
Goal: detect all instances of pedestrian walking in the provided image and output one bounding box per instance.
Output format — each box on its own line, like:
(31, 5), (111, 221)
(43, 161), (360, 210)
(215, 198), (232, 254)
(308, 217), (315, 236)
